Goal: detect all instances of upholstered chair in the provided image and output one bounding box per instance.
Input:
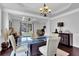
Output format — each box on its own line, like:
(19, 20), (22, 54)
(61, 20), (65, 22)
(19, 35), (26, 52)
(39, 33), (60, 56)
(8, 35), (28, 56)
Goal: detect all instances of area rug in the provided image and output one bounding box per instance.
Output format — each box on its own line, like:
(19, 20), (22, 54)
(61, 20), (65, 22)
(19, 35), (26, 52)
(57, 48), (69, 56)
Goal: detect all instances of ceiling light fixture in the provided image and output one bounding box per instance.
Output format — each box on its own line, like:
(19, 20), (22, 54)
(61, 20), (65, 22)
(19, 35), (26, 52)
(40, 3), (51, 17)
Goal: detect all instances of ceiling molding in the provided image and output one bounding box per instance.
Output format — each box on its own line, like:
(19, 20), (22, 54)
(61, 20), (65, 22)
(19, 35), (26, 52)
(3, 8), (50, 20)
(52, 3), (72, 14)
(50, 8), (79, 20)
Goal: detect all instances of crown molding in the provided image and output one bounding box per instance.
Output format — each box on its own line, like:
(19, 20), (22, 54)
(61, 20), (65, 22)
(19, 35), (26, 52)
(3, 8), (49, 20)
(50, 7), (79, 20)
(53, 3), (72, 14)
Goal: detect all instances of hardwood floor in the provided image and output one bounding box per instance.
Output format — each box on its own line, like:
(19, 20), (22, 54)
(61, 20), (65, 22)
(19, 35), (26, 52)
(0, 44), (79, 56)
(58, 44), (79, 56)
(0, 47), (12, 56)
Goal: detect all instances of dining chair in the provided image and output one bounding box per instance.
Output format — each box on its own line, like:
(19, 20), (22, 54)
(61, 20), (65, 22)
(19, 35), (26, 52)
(39, 33), (60, 56)
(8, 35), (28, 56)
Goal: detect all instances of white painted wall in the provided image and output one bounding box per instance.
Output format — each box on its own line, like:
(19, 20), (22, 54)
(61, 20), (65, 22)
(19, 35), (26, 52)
(33, 21), (45, 33)
(45, 20), (51, 36)
(50, 11), (79, 48)
(0, 7), (2, 51)
(33, 20), (51, 36)
(0, 8), (1, 36)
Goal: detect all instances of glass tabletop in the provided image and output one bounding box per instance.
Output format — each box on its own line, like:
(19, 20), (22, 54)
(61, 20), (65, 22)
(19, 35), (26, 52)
(17, 36), (48, 45)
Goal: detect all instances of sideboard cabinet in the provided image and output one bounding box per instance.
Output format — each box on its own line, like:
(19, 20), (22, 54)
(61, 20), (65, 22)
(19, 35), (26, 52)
(59, 33), (73, 47)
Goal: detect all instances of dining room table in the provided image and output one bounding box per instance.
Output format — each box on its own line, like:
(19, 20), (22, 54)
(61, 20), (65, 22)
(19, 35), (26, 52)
(17, 36), (48, 56)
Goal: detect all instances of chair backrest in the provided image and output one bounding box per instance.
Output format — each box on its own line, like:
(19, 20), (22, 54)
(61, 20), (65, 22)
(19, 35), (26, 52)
(46, 34), (60, 56)
(8, 35), (16, 52)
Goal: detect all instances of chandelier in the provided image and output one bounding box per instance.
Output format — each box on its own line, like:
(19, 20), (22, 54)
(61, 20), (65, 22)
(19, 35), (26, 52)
(40, 3), (51, 17)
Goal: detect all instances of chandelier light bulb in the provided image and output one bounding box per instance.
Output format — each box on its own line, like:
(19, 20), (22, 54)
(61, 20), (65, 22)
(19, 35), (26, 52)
(40, 8), (43, 11)
(44, 6), (48, 9)
(48, 9), (51, 13)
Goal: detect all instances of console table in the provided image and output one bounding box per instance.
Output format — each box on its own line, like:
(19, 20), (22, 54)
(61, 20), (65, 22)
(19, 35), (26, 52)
(59, 33), (73, 47)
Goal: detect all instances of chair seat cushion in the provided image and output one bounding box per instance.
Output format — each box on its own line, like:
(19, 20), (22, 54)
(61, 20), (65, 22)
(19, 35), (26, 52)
(16, 46), (28, 52)
(10, 50), (27, 56)
(10, 46), (28, 56)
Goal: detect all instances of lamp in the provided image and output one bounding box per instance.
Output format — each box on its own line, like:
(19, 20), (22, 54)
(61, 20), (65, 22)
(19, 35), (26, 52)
(40, 3), (51, 17)
(57, 22), (64, 33)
